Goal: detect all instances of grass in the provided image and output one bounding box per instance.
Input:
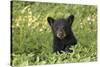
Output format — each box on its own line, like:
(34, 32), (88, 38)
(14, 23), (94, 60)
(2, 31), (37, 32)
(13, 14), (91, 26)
(11, 1), (97, 66)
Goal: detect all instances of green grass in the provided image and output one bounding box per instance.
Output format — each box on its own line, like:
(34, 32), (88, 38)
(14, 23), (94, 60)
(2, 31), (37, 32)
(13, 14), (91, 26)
(11, 1), (97, 66)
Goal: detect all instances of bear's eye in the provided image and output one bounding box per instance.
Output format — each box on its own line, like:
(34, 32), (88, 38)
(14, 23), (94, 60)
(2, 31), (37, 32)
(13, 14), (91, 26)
(63, 26), (66, 30)
(61, 26), (65, 30)
(53, 26), (58, 30)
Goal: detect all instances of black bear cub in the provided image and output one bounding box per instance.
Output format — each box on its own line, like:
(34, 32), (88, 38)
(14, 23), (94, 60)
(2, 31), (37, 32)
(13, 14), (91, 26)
(47, 15), (77, 53)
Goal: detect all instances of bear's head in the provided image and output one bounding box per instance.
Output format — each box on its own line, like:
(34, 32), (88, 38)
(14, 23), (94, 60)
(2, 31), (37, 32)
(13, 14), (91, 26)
(47, 15), (74, 39)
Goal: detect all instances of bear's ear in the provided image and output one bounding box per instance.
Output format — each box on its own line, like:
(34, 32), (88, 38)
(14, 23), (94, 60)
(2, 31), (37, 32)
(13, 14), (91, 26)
(66, 15), (74, 26)
(47, 17), (55, 26)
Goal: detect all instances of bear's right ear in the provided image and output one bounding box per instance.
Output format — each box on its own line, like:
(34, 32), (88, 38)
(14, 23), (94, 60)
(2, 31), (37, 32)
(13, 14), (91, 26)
(47, 17), (55, 26)
(66, 15), (74, 26)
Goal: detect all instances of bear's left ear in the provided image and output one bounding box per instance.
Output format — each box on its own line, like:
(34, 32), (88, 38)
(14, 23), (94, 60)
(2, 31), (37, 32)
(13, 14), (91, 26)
(66, 15), (74, 26)
(47, 17), (55, 26)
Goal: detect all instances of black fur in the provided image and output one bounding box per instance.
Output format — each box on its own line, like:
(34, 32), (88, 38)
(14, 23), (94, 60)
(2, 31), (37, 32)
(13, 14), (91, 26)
(47, 15), (77, 53)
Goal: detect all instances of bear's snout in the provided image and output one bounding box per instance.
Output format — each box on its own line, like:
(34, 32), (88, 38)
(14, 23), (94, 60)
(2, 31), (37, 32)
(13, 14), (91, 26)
(56, 30), (66, 39)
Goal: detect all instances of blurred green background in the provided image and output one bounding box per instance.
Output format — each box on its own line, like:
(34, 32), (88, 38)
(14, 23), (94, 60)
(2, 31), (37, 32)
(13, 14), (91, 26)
(11, 1), (97, 66)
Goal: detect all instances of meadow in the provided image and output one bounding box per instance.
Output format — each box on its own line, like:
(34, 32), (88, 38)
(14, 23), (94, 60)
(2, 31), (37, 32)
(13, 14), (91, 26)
(11, 1), (97, 66)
